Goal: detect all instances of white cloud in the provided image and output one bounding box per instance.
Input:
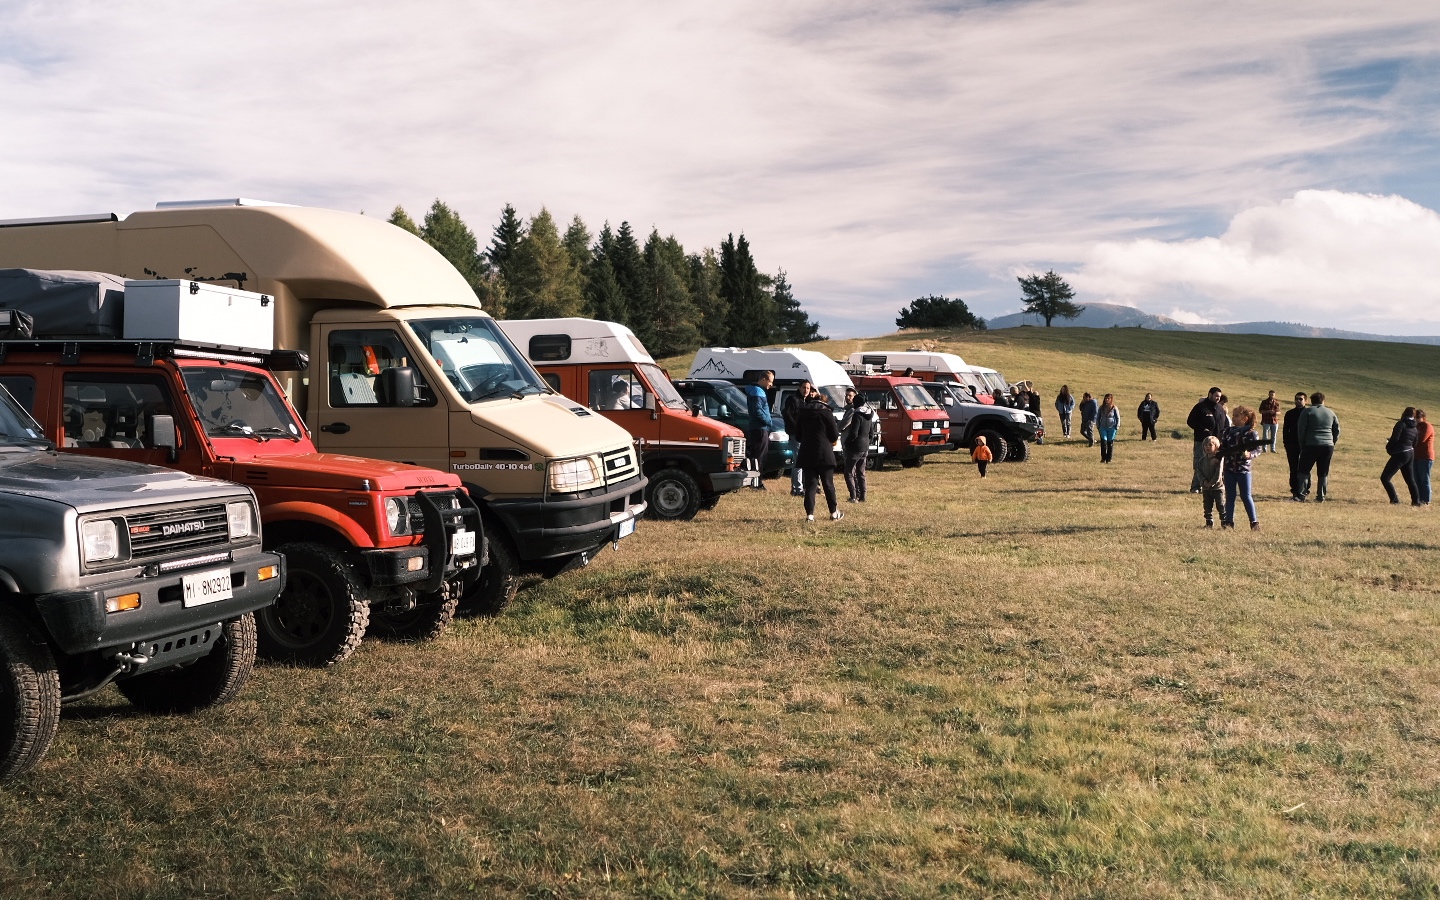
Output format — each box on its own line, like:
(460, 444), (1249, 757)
(1076, 191), (1440, 331)
(1165, 308), (1215, 326)
(2, 1), (1440, 336)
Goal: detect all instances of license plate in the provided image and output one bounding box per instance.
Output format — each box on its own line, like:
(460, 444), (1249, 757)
(182, 567), (233, 607)
(931, 427), (943, 434)
(451, 529), (477, 556)
(618, 517), (635, 539)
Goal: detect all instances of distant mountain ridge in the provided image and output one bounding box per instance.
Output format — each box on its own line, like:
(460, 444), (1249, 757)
(987, 302), (1440, 346)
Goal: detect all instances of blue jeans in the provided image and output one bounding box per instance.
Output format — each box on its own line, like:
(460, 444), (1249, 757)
(1224, 468), (1256, 525)
(1415, 458), (1433, 505)
(1261, 422), (1277, 452)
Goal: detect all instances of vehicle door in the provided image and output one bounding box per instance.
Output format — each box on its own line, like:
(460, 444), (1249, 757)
(56, 370), (209, 473)
(587, 365), (655, 448)
(312, 325), (452, 472)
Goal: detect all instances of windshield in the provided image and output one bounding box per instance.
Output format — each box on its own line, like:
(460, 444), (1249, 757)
(407, 317), (548, 404)
(0, 385), (48, 448)
(980, 371), (1008, 392)
(816, 385), (848, 408)
(638, 363), (688, 411)
(183, 367), (304, 441)
(896, 384), (942, 411)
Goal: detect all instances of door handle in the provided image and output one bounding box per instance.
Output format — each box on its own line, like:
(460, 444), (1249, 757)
(321, 422), (351, 434)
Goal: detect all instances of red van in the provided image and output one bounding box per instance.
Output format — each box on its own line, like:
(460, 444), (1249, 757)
(849, 373), (950, 468)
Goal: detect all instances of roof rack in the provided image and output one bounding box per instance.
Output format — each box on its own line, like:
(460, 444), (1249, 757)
(154, 198), (296, 209)
(0, 213), (119, 229)
(0, 337), (307, 371)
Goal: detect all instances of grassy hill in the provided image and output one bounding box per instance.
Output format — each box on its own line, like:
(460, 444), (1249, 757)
(3, 330), (1437, 898)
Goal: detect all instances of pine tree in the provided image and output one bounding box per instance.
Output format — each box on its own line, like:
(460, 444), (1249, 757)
(638, 230), (702, 358)
(770, 270), (824, 343)
(721, 233), (773, 347)
(609, 222), (648, 340)
(688, 249), (728, 345)
(562, 215), (592, 271)
(1017, 270), (1084, 326)
(418, 200), (503, 314)
(487, 204), (525, 288)
(507, 208), (586, 319)
(388, 205), (421, 236)
(585, 224), (626, 323)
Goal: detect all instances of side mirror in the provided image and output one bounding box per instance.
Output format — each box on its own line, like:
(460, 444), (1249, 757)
(150, 414), (179, 463)
(376, 367), (420, 407)
(643, 391), (657, 411)
(688, 400), (701, 417)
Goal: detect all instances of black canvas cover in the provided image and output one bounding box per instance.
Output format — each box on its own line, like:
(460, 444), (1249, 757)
(0, 268), (126, 338)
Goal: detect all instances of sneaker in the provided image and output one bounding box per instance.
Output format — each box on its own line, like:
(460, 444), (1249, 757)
(831, 510), (844, 521)
(806, 514), (814, 522)
(1221, 521), (1234, 529)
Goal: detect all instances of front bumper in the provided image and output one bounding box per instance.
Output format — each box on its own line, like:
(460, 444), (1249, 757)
(484, 474), (648, 563)
(704, 470), (748, 496)
(35, 549), (285, 657)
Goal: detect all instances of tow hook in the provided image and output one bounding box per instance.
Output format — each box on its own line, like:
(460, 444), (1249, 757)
(111, 649), (151, 671)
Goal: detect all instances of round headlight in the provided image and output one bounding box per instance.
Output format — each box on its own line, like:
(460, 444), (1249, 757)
(385, 497), (409, 535)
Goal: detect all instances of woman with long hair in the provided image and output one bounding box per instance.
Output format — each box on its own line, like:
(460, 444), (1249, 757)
(1096, 393), (1120, 463)
(1054, 385), (1075, 438)
(1380, 406), (1420, 505)
(1221, 405), (1261, 530)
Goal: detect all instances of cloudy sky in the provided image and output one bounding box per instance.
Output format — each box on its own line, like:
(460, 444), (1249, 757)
(3, 1), (1439, 338)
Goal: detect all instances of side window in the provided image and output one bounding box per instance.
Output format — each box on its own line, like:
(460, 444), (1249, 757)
(588, 369), (641, 410)
(328, 329), (429, 408)
(861, 390), (891, 410)
(0, 374), (36, 414)
(62, 374), (174, 449)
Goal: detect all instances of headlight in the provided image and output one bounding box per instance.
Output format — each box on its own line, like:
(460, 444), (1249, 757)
(226, 502), (255, 539)
(81, 519), (120, 563)
(548, 455), (603, 492)
(385, 496), (412, 536)
(770, 430), (788, 442)
(912, 421), (924, 430)
(1010, 411), (1027, 422)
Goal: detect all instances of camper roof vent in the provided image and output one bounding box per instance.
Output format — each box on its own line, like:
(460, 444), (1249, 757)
(0, 213), (119, 228)
(155, 198), (297, 210)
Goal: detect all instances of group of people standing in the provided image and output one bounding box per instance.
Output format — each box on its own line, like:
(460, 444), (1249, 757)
(1053, 386), (1152, 463)
(742, 370), (880, 522)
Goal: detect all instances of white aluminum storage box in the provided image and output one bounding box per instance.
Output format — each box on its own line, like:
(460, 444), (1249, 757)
(123, 279), (274, 352)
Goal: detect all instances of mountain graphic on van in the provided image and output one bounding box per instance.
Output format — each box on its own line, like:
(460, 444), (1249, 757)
(692, 358), (736, 377)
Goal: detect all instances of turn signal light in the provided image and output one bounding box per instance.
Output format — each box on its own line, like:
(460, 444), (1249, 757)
(257, 565), (280, 582)
(106, 593), (141, 613)
(406, 556), (425, 572)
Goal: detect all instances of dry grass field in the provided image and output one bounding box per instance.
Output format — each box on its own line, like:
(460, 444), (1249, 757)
(2, 327), (1437, 899)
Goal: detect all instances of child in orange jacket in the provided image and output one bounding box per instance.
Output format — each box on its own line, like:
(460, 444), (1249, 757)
(972, 435), (993, 477)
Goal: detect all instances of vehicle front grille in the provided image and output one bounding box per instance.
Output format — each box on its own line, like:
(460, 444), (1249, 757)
(601, 446), (640, 486)
(126, 504), (232, 560)
(725, 436), (746, 462)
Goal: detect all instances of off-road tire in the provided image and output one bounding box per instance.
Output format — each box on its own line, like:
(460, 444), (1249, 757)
(369, 583), (460, 643)
(647, 469), (702, 521)
(1007, 438), (1031, 462)
(0, 605), (61, 781)
(459, 523), (519, 617)
(901, 457), (923, 469)
(258, 543), (369, 667)
(976, 430), (1009, 465)
(117, 614), (257, 713)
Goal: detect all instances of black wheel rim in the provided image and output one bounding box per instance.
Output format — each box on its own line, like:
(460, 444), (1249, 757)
(264, 570), (335, 649)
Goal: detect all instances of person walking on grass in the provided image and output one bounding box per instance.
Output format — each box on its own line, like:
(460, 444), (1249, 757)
(1079, 391), (1099, 446)
(1283, 391), (1308, 501)
(1221, 405), (1262, 530)
(1259, 390), (1281, 453)
(1137, 393), (1160, 442)
(1187, 386), (1225, 492)
(1198, 435), (1224, 528)
(1055, 386), (1075, 438)
(741, 370), (774, 490)
(1096, 393), (1120, 463)
(1414, 409), (1433, 508)
(972, 435), (994, 477)
(1298, 392), (1340, 502)
(1380, 406), (1420, 506)
(839, 387), (877, 503)
(794, 382), (842, 522)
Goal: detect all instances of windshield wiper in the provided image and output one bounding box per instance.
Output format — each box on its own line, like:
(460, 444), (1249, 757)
(252, 427), (303, 442)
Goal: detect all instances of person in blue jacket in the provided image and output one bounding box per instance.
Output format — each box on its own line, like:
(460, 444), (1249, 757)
(741, 370), (774, 490)
(1078, 392), (1099, 446)
(1096, 393), (1120, 462)
(1054, 386), (1075, 438)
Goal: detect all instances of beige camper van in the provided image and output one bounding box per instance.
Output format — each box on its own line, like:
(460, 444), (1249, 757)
(0, 201), (647, 612)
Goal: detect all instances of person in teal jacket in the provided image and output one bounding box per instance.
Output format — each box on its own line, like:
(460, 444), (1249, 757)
(1297, 392), (1340, 502)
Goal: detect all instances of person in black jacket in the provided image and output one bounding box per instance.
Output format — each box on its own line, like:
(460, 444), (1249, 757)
(1136, 393), (1160, 441)
(1381, 406), (1420, 505)
(794, 384), (843, 521)
(1186, 386), (1224, 491)
(839, 388), (877, 503)
(782, 385), (805, 496)
(1282, 392), (1308, 500)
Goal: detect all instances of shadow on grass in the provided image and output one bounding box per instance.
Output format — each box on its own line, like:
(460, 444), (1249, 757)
(997, 486), (1189, 497)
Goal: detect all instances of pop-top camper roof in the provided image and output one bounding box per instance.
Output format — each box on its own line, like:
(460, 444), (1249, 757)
(497, 318), (655, 366)
(687, 347), (853, 388)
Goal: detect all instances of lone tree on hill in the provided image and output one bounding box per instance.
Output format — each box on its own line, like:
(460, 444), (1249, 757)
(895, 295), (986, 330)
(1017, 270), (1084, 326)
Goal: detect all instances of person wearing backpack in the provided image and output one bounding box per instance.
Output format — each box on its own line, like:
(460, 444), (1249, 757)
(839, 388), (877, 502)
(1220, 406), (1263, 530)
(1380, 406), (1420, 505)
